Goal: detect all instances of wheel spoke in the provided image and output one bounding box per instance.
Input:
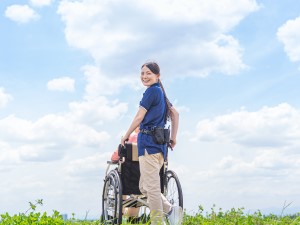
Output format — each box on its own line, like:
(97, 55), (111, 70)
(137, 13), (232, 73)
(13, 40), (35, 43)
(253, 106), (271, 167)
(102, 170), (123, 225)
(165, 170), (183, 208)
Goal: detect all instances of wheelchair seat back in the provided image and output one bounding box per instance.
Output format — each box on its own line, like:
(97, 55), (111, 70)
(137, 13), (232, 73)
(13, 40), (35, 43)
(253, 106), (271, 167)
(118, 143), (164, 195)
(119, 143), (141, 195)
(124, 142), (139, 161)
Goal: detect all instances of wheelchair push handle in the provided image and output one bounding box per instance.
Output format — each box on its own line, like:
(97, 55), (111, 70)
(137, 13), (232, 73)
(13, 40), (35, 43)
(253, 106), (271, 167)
(118, 144), (127, 158)
(167, 140), (174, 151)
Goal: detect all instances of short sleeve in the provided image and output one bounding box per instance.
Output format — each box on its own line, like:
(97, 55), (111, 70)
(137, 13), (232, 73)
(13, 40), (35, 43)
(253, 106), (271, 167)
(139, 87), (158, 111)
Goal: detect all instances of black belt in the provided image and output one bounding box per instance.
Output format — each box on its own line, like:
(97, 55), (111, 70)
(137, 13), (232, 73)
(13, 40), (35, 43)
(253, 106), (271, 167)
(140, 129), (153, 135)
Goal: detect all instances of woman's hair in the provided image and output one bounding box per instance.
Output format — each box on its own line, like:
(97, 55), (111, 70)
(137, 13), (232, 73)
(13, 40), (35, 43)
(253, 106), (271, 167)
(142, 62), (172, 121)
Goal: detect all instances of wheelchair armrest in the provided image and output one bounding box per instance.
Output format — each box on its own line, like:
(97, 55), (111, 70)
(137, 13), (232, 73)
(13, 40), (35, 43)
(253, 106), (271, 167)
(107, 160), (118, 165)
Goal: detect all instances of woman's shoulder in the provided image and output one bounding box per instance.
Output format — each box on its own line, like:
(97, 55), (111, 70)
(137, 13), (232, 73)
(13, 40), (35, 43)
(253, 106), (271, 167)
(144, 85), (162, 96)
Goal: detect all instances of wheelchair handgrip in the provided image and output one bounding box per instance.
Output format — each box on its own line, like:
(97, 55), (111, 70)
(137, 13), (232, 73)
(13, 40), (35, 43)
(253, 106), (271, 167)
(118, 144), (127, 158)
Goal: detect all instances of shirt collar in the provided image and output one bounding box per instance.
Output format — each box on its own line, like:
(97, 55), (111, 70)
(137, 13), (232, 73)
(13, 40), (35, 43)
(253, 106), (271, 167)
(150, 82), (160, 88)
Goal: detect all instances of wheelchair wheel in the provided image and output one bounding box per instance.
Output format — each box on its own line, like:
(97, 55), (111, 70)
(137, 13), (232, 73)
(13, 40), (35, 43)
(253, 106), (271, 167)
(102, 169), (123, 225)
(164, 170), (183, 208)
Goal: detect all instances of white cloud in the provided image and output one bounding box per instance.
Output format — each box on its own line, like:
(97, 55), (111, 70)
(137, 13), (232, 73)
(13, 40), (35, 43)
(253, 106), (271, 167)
(277, 16), (300, 62)
(0, 67), (131, 161)
(57, 0), (259, 77)
(68, 96), (128, 126)
(0, 115), (35, 142)
(30, 0), (53, 7)
(82, 65), (140, 96)
(184, 151), (295, 190)
(193, 103), (300, 148)
(34, 114), (110, 147)
(47, 77), (75, 92)
(66, 152), (111, 178)
(0, 63), (129, 216)
(0, 114), (110, 163)
(0, 67), (131, 164)
(0, 87), (13, 108)
(188, 148), (300, 199)
(216, 150), (297, 178)
(135, 0), (260, 31)
(64, 65), (130, 126)
(18, 144), (64, 162)
(0, 142), (20, 172)
(5, 4), (39, 24)
(160, 34), (247, 77)
(57, 0), (138, 61)
(179, 143), (300, 212)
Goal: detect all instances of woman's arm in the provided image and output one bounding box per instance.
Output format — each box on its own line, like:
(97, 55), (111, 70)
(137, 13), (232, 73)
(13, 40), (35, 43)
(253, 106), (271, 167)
(121, 107), (147, 146)
(169, 106), (179, 148)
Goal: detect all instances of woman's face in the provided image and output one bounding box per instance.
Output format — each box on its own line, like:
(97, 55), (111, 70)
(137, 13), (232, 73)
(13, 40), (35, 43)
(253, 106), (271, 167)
(140, 65), (159, 87)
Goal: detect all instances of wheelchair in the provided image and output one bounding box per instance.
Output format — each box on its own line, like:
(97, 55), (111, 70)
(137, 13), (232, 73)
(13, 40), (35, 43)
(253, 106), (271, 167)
(101, 142), (183, 225)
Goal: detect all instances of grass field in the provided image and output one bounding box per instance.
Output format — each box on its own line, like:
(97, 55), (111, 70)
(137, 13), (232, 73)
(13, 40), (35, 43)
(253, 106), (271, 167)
(1, 200), (300, 224)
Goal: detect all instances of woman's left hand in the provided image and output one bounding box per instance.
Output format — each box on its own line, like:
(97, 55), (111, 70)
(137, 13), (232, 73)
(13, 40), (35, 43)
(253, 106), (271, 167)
(170, 139), (176, 149)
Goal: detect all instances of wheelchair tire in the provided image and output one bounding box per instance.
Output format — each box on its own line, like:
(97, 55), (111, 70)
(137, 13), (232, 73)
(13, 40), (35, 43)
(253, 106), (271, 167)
(164, 170), (183, 208)
(102, 169), (123, 225)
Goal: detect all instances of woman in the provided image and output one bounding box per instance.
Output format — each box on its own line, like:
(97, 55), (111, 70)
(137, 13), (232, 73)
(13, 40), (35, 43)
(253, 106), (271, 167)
(121, 62), (182, 225)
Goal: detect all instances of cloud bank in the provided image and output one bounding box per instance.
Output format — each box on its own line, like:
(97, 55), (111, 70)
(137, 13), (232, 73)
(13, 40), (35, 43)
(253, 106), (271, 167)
(194, 103), (300, 148)
(57, 0), (259, 78)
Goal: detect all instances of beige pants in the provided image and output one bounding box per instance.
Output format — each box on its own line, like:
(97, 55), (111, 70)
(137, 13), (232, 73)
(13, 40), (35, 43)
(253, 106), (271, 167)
(139, 150), (172, 225)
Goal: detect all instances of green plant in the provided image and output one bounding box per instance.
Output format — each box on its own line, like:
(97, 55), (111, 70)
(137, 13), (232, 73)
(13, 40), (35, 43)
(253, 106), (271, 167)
(1, 201), (300, 225)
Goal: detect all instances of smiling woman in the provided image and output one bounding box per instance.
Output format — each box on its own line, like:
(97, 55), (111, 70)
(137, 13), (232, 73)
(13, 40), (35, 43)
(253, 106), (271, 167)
(121, 61), (181, 225)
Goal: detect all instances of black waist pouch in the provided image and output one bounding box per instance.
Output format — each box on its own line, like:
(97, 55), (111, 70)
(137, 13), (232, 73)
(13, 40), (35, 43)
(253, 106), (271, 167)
(164, 128), (170, 143)
(153, 127), (170, 144)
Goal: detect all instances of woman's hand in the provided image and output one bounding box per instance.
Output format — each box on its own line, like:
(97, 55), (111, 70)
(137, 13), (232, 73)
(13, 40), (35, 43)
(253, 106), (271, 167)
(170, 139), (176, 149)
(121, 135), (129, 146)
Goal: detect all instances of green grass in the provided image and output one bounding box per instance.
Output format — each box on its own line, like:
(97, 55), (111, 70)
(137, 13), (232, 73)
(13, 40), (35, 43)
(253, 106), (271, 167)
(182, 205), (300, 225)
(1, 200), (300, 224)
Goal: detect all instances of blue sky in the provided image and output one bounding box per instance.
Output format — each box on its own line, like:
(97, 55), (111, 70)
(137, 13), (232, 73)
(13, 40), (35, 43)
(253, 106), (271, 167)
(1, 0), (300, 219)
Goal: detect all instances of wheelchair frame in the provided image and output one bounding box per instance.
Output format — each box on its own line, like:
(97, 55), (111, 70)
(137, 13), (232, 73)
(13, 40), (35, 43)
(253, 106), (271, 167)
(101, 143), (183, 225)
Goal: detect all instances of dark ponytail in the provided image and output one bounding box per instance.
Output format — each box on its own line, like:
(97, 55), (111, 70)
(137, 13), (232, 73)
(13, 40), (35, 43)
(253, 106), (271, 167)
(158, 79), (171, 122)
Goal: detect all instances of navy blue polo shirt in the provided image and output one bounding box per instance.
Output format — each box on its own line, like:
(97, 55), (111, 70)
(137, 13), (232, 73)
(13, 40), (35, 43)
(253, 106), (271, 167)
(138, 82), (168, 159)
